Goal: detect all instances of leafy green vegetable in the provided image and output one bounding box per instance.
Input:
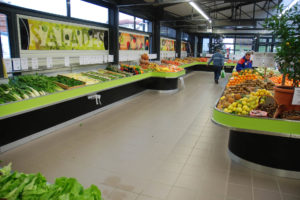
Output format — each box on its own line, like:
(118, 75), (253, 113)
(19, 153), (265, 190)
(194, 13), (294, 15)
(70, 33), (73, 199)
(48, 76), (84, 87)
(0, 164), (103, 200)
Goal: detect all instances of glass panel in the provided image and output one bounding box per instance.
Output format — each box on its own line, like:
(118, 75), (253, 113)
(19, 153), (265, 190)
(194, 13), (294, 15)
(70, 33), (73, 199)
(71, 0), (108, 23)
(160, 26), (168, 36)
(202, 38), (209, 53)
(0, 13), (10, 59)
(260, 38), (267, 43)
(167, 28), (176, 38)
(1, 0), (66, 16)
(119, 12), (134, 29)
(235, 38), (253, 44)
(135, 17), (144, 31)
(223, 38), (234, 43)
(259, 45), (266, 52)
(267, 45), (272, 52)
(235, 44), (252, 52)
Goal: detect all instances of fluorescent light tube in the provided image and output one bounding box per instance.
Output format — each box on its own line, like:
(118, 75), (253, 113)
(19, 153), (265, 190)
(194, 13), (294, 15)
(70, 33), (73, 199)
(189, 2), (210, 21)
(281, 0), (300, 15)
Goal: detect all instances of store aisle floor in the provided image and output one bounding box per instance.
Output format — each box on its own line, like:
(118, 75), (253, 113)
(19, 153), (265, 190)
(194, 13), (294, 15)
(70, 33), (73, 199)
(1, 71), (300, 200)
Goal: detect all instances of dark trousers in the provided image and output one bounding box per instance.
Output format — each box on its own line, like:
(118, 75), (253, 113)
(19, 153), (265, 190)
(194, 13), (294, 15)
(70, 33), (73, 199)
(213, 65), (222, 81)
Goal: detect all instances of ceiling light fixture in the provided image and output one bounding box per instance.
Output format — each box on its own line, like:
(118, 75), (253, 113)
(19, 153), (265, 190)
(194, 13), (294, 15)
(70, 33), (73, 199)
(280, 0), (300, 16)
(189, 2), (211, 22)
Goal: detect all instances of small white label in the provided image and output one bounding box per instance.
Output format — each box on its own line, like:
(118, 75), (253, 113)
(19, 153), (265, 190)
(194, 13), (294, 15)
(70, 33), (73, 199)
(21, 58), (28, 70)
(31, 57), (39, 70)
(103, 55), (108, 63)
(98, 55), (103, 64)
(292, 88), (300, 105)
(47, 57), (53, 68)
(12, 58), (21, 71)
(108, 55), (114, 62)
(64, 56), (70, 67)
(3, 59), (12, 73)
(79, 56), (84, 65)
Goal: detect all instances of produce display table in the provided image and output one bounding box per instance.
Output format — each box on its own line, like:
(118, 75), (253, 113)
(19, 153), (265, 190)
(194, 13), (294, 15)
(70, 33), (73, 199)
(0, 70), (185, 152)
(212, 106), (300, 179)
(180, 62), (236, 73)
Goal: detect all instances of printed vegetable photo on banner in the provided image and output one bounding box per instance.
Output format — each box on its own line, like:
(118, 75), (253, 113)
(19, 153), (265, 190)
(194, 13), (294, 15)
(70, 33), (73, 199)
(119, 32), (149, 50)
(160, 38), (175, 51)
(19, 17), (109, 50)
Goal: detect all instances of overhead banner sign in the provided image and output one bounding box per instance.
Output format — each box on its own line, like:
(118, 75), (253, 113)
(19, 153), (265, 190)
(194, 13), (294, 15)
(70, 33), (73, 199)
(119, 32), (149, 50)
(19, 16), (108, 51)
(160, 38), (175, 51)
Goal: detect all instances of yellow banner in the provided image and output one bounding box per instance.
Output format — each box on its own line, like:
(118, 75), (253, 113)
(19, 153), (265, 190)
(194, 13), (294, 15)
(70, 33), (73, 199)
(19, 18), (108, 50)
(160, 38), (175, 51)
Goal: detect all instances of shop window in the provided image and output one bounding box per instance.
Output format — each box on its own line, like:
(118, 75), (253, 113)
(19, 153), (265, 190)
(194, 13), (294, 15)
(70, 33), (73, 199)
(71, 0), (108, 24)
(259, 45), (266, 52)
(259, 38), (267, 43)
(160, 26), (168, 36)
(181, 32), (189, 41)
(119, 12), (134, 29)
(202, 38), (209, 53)
(167, 28), (176, 38)
(0, 0), (67, 16)
(0, 13), (10, 59)
(235, 38), (253, 44)
(135, 18), (150, 32)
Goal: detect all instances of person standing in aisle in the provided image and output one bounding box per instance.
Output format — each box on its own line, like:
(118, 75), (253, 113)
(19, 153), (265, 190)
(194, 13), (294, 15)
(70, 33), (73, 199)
(236, 52), (253, 72)
(207, 49), (225, 84)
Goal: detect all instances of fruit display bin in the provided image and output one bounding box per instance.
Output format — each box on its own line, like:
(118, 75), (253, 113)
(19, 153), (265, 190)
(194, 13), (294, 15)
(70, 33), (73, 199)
(212, 105), (300, 179)
(0, 70), (185, 152)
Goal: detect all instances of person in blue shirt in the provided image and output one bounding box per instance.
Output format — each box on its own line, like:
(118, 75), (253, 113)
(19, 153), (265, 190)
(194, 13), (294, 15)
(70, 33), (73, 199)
(207, 49), (225, 84)
(236, 52), (253, 72)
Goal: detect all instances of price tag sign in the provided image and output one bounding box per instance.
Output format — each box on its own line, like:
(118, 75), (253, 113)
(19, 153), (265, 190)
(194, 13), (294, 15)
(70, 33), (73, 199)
(292, 88), (300, 105)
(47, 57), (53, 68)
(21, 58), (28, 70)
(79, 56), (84, 65)
(31, 58), (39, 70)
(64, 56), (70, 67)
(103, 55), (108, 63)
(12, 58), (21, 71)
(4, 59), (12, 73)
(108, 55), (114, 62)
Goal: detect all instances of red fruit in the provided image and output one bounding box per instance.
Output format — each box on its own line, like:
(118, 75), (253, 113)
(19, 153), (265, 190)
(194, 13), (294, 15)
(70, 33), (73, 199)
(127, 41), (130, 49)
(146, 40), (149, 46)
(133, 37), (136, 43)
(140, 43), (143, 49)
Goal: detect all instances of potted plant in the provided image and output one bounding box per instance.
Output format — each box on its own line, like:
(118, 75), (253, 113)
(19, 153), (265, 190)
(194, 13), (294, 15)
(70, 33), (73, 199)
(264, 4), (300, 111)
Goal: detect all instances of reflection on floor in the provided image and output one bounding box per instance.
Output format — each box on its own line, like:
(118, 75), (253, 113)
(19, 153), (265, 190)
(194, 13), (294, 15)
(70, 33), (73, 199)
(1, 71), (299, 200)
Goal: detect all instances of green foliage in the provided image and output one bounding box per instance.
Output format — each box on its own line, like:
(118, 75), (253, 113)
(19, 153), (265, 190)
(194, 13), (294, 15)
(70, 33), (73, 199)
(0, 163), (102, 200)
(263, 4), (300, 86)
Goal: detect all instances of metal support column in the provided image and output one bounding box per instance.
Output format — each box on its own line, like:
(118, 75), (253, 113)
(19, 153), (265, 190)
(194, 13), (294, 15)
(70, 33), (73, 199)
(176, 29), (182, 58)
(109, 6), (119, 64)
(151, 20), (160, 60)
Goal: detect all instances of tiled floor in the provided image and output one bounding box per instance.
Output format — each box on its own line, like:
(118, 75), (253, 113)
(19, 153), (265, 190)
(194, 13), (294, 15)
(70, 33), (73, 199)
(1, 71), (299, 200)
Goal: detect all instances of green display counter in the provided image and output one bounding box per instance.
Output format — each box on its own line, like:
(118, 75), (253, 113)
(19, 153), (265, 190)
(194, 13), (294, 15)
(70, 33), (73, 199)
(212, 104), (300, 179)
(0, 70), (185, 119)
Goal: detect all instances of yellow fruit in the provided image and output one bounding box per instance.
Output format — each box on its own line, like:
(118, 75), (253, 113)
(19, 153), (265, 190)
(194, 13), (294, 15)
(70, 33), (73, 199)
(220, 96), (225, 100)
(242, 101), (247, 105)
(224, 108), (229, 113)
(236, 107), (242, 113)
(232, 102), (237, 107)
(242, 110), (247, 115)
(238, 104), (242, 108)
(243, 105), (249, 110)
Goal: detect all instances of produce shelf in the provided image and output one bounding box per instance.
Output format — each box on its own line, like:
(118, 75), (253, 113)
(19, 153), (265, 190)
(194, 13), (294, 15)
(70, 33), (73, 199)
(180, 62), (237, 69)
(0, 71), (186, 119)
(212, 86), (300, 178)
(212, 107), (300, 137)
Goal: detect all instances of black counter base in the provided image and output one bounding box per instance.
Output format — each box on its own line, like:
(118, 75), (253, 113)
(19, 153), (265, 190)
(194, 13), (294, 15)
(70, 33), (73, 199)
(228, 130), (300, 172)
(0, 76), (181, 149)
